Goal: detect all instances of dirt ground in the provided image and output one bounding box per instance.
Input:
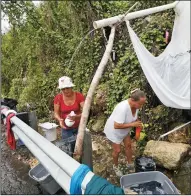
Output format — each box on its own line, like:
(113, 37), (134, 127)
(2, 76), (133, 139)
(2, 124), (184, 194)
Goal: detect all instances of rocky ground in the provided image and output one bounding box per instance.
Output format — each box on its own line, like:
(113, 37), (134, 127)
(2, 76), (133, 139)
(1, 125), (41, 195)
(1, 124), (190, 194)
(91, 133), (191, 195)
(1, 124), (136, 194)
(1, 125), (65, 195)
(91, 133), (138, 186)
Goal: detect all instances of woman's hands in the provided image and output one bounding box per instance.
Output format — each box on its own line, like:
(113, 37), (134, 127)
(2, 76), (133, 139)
(67, 115), (76, 121)
(59, 119), (66, 128)
(67, 114), (81, 121)
(58, 113), (81, 128)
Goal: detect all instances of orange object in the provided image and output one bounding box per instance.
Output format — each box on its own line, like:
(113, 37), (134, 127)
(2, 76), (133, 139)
(135, 126), (142, 141)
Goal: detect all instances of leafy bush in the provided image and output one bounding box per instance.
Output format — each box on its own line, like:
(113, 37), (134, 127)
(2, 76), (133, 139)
(2, 1), (186, 140)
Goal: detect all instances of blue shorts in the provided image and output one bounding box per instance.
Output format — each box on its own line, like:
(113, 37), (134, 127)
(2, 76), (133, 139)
(61, 128), (78, 139)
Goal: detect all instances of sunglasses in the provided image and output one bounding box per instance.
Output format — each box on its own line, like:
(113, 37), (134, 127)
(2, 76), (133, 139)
(130, 88), (140, 94)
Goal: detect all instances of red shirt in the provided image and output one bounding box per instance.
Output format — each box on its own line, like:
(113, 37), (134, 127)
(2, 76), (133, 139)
(54, 92), (85, 129)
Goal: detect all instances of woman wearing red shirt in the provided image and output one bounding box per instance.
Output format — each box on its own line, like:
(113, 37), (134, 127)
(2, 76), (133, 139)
(54, 76), (85, 139)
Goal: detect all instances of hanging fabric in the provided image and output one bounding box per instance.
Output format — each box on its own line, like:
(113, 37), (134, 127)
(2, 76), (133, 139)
(126, 1), (190, 109)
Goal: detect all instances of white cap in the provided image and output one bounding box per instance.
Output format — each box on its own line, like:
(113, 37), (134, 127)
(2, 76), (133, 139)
(58, 76), (75, 89)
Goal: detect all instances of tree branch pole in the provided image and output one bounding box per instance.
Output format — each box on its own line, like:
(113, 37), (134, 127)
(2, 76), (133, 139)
(74, 2), (139, 158)
(74, 26), (116, 156)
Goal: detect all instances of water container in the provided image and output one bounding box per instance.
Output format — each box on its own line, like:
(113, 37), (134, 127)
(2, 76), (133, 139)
(120, 171), (180, 195)
(135, 156), (156, 172)
(29, 163), (61, 194)
(55, 135), (76, 157)
(39, 122), (58, 142)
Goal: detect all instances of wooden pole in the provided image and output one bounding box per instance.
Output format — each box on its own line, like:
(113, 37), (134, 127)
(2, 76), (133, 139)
(74, 26), (116, 156)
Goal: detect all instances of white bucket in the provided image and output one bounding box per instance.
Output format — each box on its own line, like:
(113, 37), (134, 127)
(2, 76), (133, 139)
(39, 122), (58, 142)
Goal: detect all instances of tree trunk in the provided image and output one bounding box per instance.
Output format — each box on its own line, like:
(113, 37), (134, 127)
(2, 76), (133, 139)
(74, 26), (116, 156)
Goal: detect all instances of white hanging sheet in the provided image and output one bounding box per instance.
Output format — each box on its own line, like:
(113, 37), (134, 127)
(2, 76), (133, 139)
(126, 1), (190, 109)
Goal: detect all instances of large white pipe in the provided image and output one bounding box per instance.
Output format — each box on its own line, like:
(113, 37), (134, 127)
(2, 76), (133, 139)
(125, 1), (179, 20)
(11, 117), (80, 175)
(2, 108), (94, 193)
(93, 1), (179, 29)
(12, 126), (71, 194)
(93, 15), (124, 29)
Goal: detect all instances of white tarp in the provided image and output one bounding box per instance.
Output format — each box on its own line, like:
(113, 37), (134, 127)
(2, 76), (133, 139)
(126, 1), (190, 109)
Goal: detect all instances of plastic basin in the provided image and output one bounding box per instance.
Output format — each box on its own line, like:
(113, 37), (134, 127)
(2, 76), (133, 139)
(29, 163), (61, 194)
(120, 171), (180, 194)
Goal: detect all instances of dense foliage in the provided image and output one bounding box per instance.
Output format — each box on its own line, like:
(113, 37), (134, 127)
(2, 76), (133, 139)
(2, 1), (186, 139)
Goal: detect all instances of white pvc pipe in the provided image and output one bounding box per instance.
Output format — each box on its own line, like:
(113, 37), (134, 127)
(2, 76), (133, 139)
(2, 108), (94, 193)
(12, 126), (71, 193)
(125, 1), (179, 20)
(11, 117), (94, 188)
(160, 121), (191, 138)
(93, 15), (124, 29)
(93, 1), (179, 29)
